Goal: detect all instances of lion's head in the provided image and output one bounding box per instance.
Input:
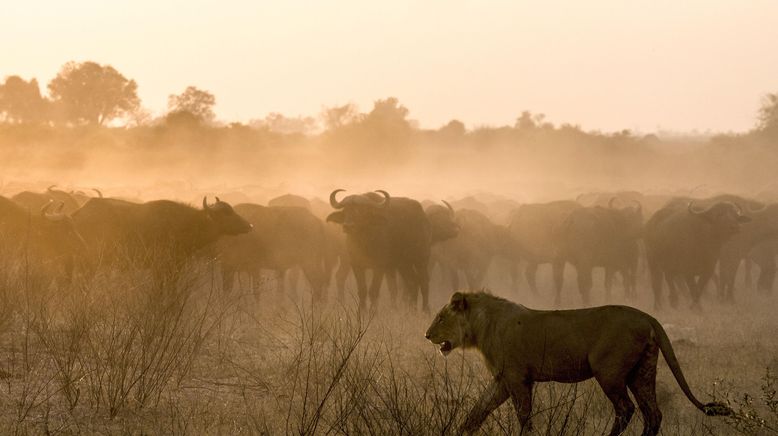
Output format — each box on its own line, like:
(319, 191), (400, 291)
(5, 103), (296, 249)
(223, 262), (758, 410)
(425, 292), (472, 356)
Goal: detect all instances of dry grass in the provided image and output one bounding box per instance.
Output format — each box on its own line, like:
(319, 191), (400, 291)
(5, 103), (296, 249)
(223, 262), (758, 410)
(0, 255), (774, 435)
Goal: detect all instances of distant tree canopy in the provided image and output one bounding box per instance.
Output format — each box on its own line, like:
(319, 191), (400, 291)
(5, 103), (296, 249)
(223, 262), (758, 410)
(757, 92), (778, 138)
(251, 113), (318, 135)
(0, 76), (48, 124)
(48, 61), (139, 126)
(322, 97), (415, 169)
(167, 86), (216, 123)
(321, 103), (359, 131)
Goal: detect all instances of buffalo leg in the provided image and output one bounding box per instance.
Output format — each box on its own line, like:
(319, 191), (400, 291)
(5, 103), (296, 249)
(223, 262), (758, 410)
(744, 257), (755, 292)
(604, 267), (615, 301)
(302, 261), (326, 304)
(352, 266), (368, 311)
(416, 261), (431, 313)
(552, 261), (565, 306)
(275, 269), (288, 301)
(664, 273), (680, 309)
(335, 258), (350, 302)
(397, 265), (419, 310)
(576, 264), (593, 306)
(447, 264), (461, 291)
(508, 261), (522, 295)
(686, 271), (711, 311)
(758, 262), (776, 294)
(385, 269), (399, 306)
(718, 253), (739, 303)
(222, 264), (235, 294)
(525, 262), (539, 295)
(367, 268), (385, 311)
(649, 265), (663, 311)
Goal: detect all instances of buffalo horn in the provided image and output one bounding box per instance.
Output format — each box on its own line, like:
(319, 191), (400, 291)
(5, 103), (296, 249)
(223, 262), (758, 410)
(374, 190), (390, 208)
(329, 189), (346, 209)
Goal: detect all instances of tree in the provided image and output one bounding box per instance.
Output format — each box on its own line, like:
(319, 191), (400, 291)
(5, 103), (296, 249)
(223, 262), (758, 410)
(439, 119), (466, 136)
(323, 97), (415, 170)
(0, 76), (49, 123)
(757, 92), (778, 137)
(48, 61), (140, 126)
(250, 113), (318, 135)
(167, 86), (216, 122)
(320, 103), (359, 131)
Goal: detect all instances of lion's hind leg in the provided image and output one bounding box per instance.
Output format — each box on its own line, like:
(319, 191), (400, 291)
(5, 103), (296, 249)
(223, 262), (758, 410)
(592, 358), (637, 436)
(627, 343), (662, 436)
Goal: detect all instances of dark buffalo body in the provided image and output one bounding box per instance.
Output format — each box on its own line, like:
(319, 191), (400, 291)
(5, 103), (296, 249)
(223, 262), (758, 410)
(72, 197), (252, 270)
(508, 200), (581, 295)
(645, 201), (750, 309)
(327, 190), (433, 311)
(557, 199), (643, 305)
(12, 186), (81, 215)
(716, 202), (778, 301)
(217, 203), (328, 302)
(0, 195), (86, 281)
(433, 208), (512, 291)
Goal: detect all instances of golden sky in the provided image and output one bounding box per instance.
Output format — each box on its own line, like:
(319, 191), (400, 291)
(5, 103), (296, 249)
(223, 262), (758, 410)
(2, 0), (777, 132)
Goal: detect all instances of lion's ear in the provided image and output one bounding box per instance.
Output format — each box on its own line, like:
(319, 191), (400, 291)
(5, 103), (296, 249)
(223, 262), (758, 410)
(450, 292), (468, 311)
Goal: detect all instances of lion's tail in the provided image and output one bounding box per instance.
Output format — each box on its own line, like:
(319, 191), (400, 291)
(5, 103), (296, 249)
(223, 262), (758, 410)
(649, 318), (732, 416)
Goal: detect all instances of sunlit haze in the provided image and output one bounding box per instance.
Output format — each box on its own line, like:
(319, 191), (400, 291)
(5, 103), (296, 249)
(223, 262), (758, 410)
(3, 0), (777, 132)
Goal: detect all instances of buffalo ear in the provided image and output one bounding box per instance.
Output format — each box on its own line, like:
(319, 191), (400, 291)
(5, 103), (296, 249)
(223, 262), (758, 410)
(450, 292), (468, 311)
(326, 211), (345, 224)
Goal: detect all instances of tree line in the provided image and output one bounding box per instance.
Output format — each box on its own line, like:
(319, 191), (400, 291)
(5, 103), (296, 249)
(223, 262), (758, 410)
(2, 60), (777, 139)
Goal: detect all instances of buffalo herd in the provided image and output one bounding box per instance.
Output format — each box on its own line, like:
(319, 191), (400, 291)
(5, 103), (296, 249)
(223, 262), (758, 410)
(1, 186), (775, 313)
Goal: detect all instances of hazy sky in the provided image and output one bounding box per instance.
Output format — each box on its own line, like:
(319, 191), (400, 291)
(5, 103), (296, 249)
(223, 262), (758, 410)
(2, 0), (777, 132)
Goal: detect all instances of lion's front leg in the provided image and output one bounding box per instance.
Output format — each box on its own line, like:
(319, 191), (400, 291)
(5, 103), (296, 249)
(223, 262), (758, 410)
(460, 378), (509, 434)
(509, 380), (534, 434)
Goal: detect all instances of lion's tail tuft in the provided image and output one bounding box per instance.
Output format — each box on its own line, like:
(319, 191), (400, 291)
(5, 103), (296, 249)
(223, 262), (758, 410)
(702, 402), (733, 416)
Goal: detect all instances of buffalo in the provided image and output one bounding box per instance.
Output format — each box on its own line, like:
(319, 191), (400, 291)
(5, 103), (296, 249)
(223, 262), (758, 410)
(556, 198), (643, 305)
(507, 200), (581, 296)
(432, 207), (516, 291)
(327, 190), (432, 312)
(72, 196), (252, 274)
(645, 201), (750, 310)
(716, 203), (778, 302)
(0, 196), (86, 283)
(217, 203), (328, 303)
(12, 185), (81, 215)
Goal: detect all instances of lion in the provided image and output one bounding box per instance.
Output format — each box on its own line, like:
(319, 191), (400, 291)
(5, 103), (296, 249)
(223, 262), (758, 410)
(425, 291), (731, 435)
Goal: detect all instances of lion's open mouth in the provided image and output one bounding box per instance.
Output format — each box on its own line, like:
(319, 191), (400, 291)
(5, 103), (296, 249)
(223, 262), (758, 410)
(439, 341), (452, 356)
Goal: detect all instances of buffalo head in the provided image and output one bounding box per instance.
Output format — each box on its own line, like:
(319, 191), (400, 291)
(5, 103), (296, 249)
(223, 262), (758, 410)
(609, 197), (644, 238)
(326, 189), (390, 234)
(688, 201), (750, 235)
(425, 200), (460, 243)
(40, 201), (88, 254)
(203, 196), (253, 235)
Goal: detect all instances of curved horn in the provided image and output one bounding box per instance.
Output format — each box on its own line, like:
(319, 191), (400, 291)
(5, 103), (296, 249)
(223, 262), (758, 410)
(40, 200), (54, 216)
(687, 201), (709, 215)
(608, 197), (618, 209)
(442, 200), (454, 215)
(92, 188), (103, 198)
(202, 196), (211, 210)
(47, 184), (57, 192)
(374, 190), (390, 208)
(329, 189), (346, 209)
